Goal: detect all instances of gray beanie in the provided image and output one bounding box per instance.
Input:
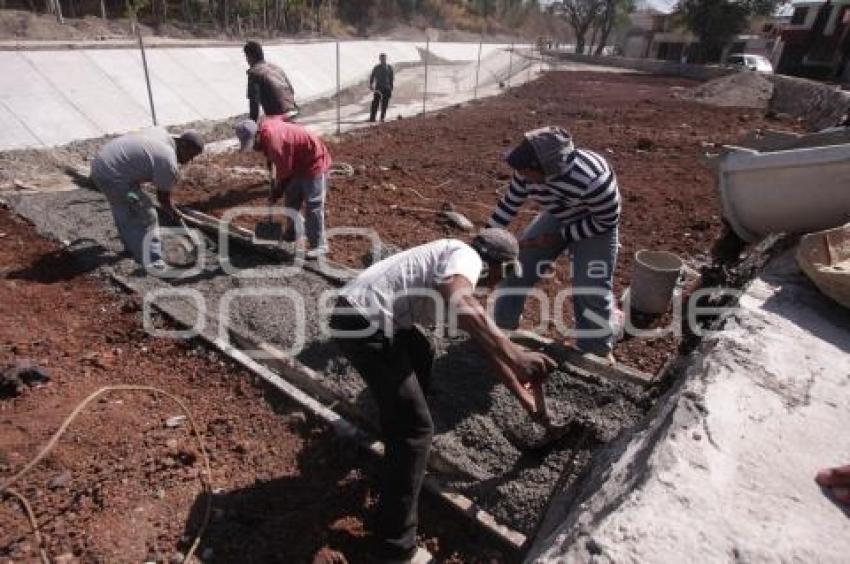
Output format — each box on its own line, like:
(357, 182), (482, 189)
(523, 126), (574, 177)
(471, 228), (519, 264)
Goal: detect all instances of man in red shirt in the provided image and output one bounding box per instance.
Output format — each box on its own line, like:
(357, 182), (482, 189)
(235, 117), (332, 259)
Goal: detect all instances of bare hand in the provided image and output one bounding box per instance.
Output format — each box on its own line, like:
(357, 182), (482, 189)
(514, 350), (557, 386)
(520, 233), (563, 250)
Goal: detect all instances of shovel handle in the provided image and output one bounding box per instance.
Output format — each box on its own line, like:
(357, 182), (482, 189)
(531, 383), (550, 425)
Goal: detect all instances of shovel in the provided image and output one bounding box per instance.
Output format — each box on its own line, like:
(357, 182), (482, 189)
(254, 161), (284, 245)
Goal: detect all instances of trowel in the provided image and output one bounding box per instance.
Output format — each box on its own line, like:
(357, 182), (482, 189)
(254, 161), (284, 245)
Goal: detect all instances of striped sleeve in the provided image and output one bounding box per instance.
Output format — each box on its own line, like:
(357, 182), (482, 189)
(559, 157), (621, 243)
(487, 171), (530, 228)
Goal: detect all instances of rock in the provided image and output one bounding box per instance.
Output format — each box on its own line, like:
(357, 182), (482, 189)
(170, 551), (186, 564)
(165, 415), (187, 428)
(1, 359), (50, 398)
(439, 209), (474, 232)
(48, 470), (72, 490)
(53, 553), (78, 564)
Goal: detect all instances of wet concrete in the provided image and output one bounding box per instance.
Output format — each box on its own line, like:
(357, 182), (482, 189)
(4, 188), (649, 535)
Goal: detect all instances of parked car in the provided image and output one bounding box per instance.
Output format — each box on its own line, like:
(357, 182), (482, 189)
(726, 53), (774, 73)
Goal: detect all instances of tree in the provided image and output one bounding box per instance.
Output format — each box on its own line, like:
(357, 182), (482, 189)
(592, 0), (633, 55)
(679, 0), (783, 63)
(553, 0), (605, 54)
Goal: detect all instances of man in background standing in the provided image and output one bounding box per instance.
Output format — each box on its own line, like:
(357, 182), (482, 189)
(244, 40), (299, 122)
(369, 53), (394, 123)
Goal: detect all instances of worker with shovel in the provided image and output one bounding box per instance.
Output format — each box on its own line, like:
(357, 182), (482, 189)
(487, 126), (622, 360)
(329, 228), (556, 563)
(90, 127), (204, 273)
(235, 118), (332, 259)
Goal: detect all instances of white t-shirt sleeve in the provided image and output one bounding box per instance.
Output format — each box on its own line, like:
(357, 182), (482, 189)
(434, 243), (482, 289)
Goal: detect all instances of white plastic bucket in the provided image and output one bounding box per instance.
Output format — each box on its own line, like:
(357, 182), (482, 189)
(630, 250), (683, 314)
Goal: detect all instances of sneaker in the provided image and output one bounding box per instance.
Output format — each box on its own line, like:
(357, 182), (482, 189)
(305, 246), (328, 260)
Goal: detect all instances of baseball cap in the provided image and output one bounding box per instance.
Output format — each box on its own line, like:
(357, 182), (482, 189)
(234, 119), (258, 152)
(471, 228), (519, 264)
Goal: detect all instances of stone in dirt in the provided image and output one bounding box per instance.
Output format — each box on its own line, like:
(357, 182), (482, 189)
(165, 415), (187, 428)
(0, 358), (50, 398)
(48, 470), (72, 490)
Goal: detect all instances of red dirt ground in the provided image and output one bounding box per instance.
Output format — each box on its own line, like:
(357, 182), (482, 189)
(174, 71), (801, 373)
(0, 208), (508, 562)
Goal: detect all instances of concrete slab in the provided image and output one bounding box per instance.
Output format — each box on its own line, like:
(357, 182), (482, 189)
(84, 49), (199, 127)
(0, 100), (41, 151)
(529, 250), (850, 563)
(23, 50), (152, 135)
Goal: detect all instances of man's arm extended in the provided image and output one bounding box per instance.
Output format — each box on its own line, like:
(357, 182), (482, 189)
(437, 274), (555, 418)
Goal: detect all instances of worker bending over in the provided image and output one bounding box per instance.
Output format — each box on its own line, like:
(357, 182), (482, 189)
(330, 228), (555, 562)
(235, 118), (332, 259)
(488, 126), (621, 358)
(90, 127), (204, 272)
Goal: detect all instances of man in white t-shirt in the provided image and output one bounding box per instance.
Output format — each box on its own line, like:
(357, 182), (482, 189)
(90, 127), (204, 271)
(329, 228), (556, 563)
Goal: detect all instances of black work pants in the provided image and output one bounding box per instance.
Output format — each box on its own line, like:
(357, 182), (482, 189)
(330, 302), (435, 561)
(369, 88), (392, 122)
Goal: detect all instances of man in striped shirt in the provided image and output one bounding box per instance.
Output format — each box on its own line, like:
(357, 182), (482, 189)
(487, 126), (621, 356)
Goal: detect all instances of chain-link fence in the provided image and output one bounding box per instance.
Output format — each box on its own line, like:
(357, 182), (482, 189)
(0, 35), (542, 150)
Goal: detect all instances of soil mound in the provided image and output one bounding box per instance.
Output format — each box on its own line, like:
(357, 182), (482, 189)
(680, 71), (774, 109)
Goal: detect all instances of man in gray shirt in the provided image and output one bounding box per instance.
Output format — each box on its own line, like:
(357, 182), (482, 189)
(90, 127), (204, 271)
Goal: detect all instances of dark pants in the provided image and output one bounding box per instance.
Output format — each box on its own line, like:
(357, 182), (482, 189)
(330, 302), (435, 561)
(370, 88), (392, 122)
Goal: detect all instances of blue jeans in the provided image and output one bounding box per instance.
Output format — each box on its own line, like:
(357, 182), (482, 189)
(284, 173), (327, 249)
(493, 212), (618, 354)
